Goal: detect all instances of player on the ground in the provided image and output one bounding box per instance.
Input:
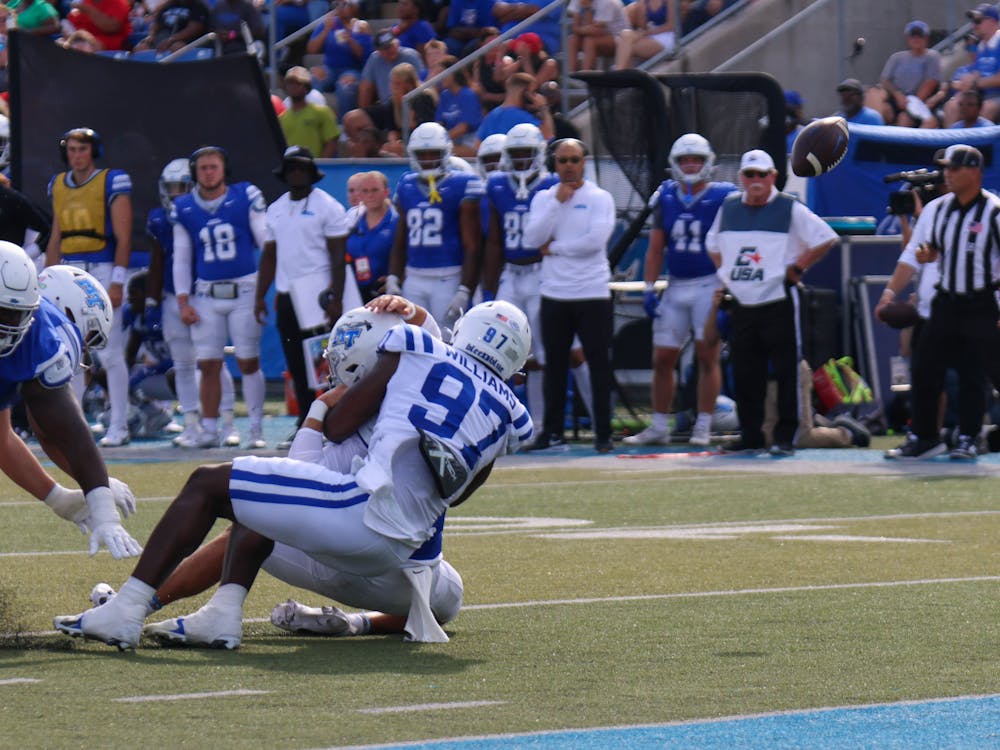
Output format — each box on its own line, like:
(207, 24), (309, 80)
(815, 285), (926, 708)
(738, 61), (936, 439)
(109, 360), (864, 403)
(55, 298), (533, 649)
(0, 248), (139, 557)
(387, 122), (484, 331)
(624, 133), (737, 447)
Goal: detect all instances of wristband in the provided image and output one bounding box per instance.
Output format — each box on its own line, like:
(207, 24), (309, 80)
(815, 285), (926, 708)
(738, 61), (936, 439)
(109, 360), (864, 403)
(306, 400), (330, 424)
(881, 288), (896, 300)
(110, 266), (127, 285)
(145, 297), (159, 308)
(403, 303), (417, 321)
(457, 284), (471, 295)
(644, 282), (655, 293)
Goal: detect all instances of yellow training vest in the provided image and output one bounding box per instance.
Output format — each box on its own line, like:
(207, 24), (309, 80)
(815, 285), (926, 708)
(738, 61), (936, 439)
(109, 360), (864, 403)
(52, 169), (109, 255)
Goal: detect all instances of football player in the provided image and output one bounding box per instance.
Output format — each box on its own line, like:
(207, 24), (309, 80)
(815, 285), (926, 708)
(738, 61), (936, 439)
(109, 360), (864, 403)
(172, 146), (268, 449)
(624, 133), (737, 447)
(387, 122), (484, 332)
(0, 248), (140, 558)
(55, 298), (533, 649)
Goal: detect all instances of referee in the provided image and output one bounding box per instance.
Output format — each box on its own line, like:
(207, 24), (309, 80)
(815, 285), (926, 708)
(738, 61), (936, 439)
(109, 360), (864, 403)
(878, 144), (1000, 460)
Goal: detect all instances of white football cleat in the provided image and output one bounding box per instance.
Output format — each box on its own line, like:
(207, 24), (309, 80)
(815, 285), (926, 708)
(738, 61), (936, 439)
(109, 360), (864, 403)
(222, 426), (241, 447)
(89, 582), (117, 607)
(178, 430), (220, 449)
(246, 427), (266, 450)
(99, 428), (130, 448)
(143, 602), (242, 649)
(270, 599), (356, 636)
(689, 421), (712, 447)
(53, 597), (146, 651)
(623, 425), (671, 446)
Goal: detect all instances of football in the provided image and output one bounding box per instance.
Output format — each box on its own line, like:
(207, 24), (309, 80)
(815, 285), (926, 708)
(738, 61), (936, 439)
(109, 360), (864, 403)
(876, 300), (920, 330)
(791, 117), (850, 177)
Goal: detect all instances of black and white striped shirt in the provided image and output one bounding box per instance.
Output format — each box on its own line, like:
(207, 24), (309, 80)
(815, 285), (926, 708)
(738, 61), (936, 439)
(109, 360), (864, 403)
(907, 190), (1000, 296)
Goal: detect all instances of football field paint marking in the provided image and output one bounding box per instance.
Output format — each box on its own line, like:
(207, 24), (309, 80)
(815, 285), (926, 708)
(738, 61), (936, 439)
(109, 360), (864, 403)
(113, 689), (269, 703)
(0, 678), (41, 685)
(356, 701), (505, 715)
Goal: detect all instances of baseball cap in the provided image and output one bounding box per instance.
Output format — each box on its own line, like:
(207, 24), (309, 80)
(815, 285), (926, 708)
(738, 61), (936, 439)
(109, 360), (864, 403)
(376, 29), (396, 48)
(935, 144), (984, 169)
(836, 78), (864, 94)
(784, 90), (804, 108)
(284, 66), (311, 85)
(968, 4), (1000, 22)
(740, 149), (775, 173)
(508, 32), (543, 56)
(905, 19), (929, 36)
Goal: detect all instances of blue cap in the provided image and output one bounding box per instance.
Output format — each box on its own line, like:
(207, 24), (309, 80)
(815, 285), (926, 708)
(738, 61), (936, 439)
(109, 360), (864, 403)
(905, 19), (929, 36)
(968, 4), (999, 22)
(784, 90), (804, 107)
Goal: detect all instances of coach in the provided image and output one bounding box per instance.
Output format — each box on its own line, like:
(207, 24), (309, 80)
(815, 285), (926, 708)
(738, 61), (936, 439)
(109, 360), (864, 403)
(877, 144), (1000, 461)
(707, 150), (837, 456)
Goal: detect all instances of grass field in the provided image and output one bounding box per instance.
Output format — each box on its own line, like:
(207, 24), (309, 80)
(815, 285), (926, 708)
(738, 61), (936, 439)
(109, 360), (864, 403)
(2, 448), (1000, 748)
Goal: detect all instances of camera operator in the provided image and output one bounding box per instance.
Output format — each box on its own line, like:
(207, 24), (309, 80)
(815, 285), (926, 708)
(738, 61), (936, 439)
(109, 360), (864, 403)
(877, 144), (1000, 460)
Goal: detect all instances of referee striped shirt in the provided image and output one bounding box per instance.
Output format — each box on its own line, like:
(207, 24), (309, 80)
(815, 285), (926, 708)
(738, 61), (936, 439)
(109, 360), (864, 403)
(907, 189), (1000, 295)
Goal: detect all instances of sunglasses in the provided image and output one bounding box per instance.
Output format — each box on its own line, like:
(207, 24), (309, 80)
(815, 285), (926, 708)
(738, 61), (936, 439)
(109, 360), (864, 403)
(556, 156), (583, 164)
(742, 169), (771, 178)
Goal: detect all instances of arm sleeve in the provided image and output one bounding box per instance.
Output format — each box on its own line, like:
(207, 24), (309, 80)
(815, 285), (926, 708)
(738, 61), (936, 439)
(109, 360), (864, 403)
(521, 188), (561, 248)
(250, 206), (268, 249)
(173, 224), (194, 295)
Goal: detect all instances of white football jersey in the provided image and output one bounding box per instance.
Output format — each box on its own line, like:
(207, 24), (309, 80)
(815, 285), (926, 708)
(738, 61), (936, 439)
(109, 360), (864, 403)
(358, 324), (532, 546)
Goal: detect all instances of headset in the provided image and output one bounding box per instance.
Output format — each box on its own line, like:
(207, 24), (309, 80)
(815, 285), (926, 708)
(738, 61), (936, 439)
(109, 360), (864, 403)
(188, 145), (231, 181)
(545, 138), (589, 172)
(59, 128), (103, 165)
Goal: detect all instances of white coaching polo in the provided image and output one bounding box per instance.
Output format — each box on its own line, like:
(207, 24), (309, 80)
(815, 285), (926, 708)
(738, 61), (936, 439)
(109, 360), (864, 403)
(265, 187), (349, 294)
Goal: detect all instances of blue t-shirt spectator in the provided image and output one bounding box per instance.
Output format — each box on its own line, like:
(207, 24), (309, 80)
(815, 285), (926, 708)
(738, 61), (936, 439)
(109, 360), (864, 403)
(437, 86), (483, 144)
(476, 105), (539, 140)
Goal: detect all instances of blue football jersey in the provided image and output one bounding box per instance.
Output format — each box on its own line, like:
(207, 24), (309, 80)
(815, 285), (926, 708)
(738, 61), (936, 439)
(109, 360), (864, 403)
(393, 171), (484, 269)
(651, 180), (737, 279)
(485, 172), (559, 263)
(171, 183), (264, 281)
(0, 298), (84, 409)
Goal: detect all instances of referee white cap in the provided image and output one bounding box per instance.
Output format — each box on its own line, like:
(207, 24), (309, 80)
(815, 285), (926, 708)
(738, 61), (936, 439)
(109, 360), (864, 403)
(935, 144), (983, 170)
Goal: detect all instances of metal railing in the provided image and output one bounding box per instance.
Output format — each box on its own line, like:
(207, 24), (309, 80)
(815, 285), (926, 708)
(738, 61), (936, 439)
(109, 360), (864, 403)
(159, 31), (217, 63)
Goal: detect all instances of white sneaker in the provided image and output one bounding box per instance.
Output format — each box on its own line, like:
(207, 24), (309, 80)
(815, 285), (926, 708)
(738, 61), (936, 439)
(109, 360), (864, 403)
(623, 425), (671, 445)
(99, 428), (130, 447)
(222, 426), (241, 447)
(689, 421), (712, 447)
(163, 420), (184, 435)
(143, 601), (242, 649)
(177, 429), (220, 449)
(89, 582), (116, 607)
(172, 420), (201, 447)
(270, 599), (356, 636)
(53, 597), (146, 650)
(246, 427), (266, 450)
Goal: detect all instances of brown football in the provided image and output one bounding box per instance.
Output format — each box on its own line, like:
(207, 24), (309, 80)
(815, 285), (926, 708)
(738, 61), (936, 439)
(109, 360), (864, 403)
(877, 300), (920, 330)
(791, 116), (850, 177)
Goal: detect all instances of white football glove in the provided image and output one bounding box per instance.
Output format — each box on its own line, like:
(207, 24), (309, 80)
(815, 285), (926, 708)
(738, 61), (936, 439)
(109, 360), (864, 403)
(442, 285), (471, 334)
(85, 487), (143, 559)
(43, 484), (90, 534)
(384, 274), (402, 295)
(109, 477), (137, 517)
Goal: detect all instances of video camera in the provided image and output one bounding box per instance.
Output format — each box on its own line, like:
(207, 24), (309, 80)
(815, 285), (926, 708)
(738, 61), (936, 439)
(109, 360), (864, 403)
(884, 168), (945, 216)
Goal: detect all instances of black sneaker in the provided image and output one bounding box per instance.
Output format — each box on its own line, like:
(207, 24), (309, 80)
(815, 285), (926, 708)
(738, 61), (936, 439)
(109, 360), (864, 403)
(949, 434), (978, 461)
(884, 435), (947, 460)
(768, 442), (795, 457)
(720, 440), (763, 455)
(833, 414), (871, 447)
(526, 434), (569, 452)
(594, 439), (614, 454)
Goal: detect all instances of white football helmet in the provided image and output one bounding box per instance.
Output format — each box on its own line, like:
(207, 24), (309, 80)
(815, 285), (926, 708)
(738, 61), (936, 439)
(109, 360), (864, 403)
(502, 123), (546, 178)
(668, 133), (715, 185)
(159, 158), (193, 211)
(476, 134), (507, 179)
(37, 265), (113, 351)
(451, 300), (531, 380)
(408, 122), (452, 179)
(324, 307), (405, 387)
(0, 241), (40, 357)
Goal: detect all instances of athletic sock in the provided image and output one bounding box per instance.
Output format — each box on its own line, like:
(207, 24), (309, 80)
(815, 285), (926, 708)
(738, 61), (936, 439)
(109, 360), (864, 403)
(241, 369), (265, 430)
(652, 412), (672, 433)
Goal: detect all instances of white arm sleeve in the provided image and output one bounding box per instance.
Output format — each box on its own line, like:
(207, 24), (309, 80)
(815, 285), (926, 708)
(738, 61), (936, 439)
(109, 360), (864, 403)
(173, 224), (194, 295)
(250, 207), (268, 249)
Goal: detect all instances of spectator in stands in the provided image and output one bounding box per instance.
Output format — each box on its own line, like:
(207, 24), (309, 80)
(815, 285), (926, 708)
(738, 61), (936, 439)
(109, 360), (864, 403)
(60, 28), (102, 52)
(834, 78), (884, 126)
(359, 30), (425, 107)
(2, 0), (60, 36)
(493, 0), (562, 55)
(422, 38), (449, 82)
(280, 66), (341, 158)
(539, 80), (581, 140)
(566, 0), (627, 74)
(950, 89), (993, 128)
(345, 62), (436, 157)
(306, 0), (371, 117)
(444, 0), (497, 57)
(392, 0), (437, 57)
(209, 0), (265, 56)
(680, 0), (735, 36)
(784, 90), (806, 152)
(436, 55), (483, 156)
(271, 0), (310, 48)
(476, 71), (554, 143)
(614, 0), (674, 71)
(865, 19), (941, 128)
(64, 0), (132, 51)
(502, 31), (557, 86)
(133, 0), (209, 53)
(470, 29), (510, 109)
(927, 33), (978, 124)
(942, 6), (1000, 125)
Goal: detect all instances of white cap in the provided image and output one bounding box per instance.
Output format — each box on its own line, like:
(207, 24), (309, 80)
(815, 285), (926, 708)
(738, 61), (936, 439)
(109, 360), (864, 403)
(739, 149), (776, 173)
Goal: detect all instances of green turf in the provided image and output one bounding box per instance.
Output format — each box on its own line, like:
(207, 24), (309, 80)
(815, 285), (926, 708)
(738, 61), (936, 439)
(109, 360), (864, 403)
(1, 459), (999, 748)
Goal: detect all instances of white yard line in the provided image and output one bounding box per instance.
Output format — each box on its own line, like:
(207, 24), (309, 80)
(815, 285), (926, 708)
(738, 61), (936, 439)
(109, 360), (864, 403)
(355, 701), (505, 715)
(113, 689), (269, 703)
